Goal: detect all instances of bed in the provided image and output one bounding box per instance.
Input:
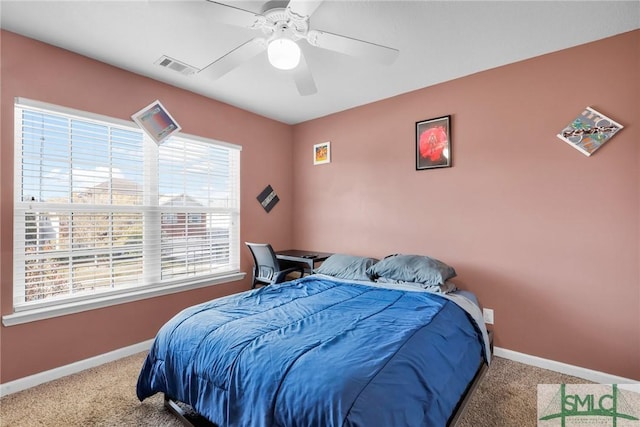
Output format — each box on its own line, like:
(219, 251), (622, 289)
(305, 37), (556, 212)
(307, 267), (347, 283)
(137, 254), (492, 427)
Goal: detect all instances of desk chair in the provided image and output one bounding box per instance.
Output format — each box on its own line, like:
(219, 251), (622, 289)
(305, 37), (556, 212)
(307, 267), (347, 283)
(246, 242), (304, 289)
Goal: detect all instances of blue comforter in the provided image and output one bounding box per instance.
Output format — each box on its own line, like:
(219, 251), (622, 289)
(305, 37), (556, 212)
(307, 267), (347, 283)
(137, 276), (486, 427)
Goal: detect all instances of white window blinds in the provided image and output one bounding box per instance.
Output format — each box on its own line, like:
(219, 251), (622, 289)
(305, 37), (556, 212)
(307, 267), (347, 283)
(13, 98), (241, 310)
(157, 136), (241, 281)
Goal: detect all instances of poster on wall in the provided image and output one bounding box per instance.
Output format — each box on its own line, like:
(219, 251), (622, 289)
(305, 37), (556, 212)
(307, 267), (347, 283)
(132, 100), (181, 145)
(416, 115), (451, 170)
(557, 107), (624, 157)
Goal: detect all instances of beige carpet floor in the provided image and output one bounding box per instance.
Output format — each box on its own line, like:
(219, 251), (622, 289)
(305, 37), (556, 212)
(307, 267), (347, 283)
(0, 353), (589, 426)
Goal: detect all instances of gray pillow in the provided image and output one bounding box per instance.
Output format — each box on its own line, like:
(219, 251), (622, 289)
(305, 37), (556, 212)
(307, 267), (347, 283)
(366, 254), (456, 285)
(375, 277), (458, 293)
(314, 254), (378, 281)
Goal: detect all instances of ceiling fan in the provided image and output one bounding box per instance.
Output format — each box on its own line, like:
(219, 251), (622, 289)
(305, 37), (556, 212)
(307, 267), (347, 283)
(196, 0), (399, 96)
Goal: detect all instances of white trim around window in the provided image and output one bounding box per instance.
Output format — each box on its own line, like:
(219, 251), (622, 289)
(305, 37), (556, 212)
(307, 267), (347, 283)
(2, 272), (245, 326)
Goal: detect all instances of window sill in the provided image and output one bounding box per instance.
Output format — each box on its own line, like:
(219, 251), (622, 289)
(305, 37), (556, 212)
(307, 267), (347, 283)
(2, 272), (246, 326)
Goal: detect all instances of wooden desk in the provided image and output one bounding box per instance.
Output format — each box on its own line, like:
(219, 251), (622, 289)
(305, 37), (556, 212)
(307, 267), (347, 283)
(275, 250), (332, 274)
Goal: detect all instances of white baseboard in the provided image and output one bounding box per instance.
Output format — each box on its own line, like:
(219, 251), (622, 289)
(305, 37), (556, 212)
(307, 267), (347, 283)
(0, 339), (154, 398)
(2, 342), (637, 398)
(494, 346), (639, 390)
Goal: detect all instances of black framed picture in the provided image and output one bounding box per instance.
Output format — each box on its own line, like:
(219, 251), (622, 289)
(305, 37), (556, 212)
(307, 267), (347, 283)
(416, 115), (451, 170)
(257, 185), (279, 213)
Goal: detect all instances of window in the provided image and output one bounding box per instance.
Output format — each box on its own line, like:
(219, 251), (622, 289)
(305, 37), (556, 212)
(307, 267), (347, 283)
(11, 98), (241, 321)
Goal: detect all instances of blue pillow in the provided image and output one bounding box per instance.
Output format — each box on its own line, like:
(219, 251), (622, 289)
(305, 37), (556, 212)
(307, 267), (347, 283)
(314, 254), (378, 281)
(366, 254), (456, 285)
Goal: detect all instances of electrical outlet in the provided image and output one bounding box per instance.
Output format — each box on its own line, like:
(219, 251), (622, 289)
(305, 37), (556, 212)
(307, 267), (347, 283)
(483, 308), (494, 325)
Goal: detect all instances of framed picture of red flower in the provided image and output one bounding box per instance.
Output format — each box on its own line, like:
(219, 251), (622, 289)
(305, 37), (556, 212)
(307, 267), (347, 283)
(416, 115), (451, 170)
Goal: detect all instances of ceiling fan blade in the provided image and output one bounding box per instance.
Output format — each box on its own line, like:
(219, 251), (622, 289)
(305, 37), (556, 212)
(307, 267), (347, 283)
(286, 0), (323, 19)
(204, 1), (266, 29)
(292, 53), (317, 96)
(307, 30), (399, 65)
(199, 38), (267, 80)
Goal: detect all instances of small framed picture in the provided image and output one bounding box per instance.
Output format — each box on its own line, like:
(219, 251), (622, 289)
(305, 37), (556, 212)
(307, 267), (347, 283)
(416, 115), (451, 170)
(557, 107), (623, 156)
(257, 185), (279, 213)
(313, 141), (331, 165)
(132, 100), (181, 145)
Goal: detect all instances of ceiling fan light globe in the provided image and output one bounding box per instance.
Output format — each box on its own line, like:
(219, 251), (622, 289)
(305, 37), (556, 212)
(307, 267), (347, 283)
(267, 38), (301, 70)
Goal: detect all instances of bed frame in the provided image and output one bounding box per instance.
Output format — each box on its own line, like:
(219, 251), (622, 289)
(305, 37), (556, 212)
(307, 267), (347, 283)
(446, 358), (490, 426)
(163, 331), (493, 427)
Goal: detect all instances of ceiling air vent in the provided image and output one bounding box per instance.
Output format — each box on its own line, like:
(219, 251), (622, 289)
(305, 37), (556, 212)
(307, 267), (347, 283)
(155, 55), (198, 76)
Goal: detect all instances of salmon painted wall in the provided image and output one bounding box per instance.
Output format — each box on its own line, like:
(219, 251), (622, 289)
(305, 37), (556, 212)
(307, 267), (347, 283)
(291, 30), (640, 380)
(0, 31), (294, 383)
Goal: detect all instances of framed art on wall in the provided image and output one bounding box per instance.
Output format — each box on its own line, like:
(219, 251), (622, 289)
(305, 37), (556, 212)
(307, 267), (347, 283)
(132, 99), (181, 145)
(256, 185), (279, 213)
(313, 141), (331, 165)
(557, 107), (623, 157)
(416, 115), (451, 170)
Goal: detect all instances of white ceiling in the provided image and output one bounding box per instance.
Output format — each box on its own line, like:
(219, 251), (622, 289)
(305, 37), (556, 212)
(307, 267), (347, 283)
(1, 1), (638, 124)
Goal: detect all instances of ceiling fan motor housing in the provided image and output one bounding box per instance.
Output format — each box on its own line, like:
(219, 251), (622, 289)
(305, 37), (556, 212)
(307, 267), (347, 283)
(262, 8), (309, 42)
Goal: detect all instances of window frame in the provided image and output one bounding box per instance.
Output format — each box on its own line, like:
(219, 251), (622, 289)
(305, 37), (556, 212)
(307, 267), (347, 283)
(3, 98), (245, 327)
